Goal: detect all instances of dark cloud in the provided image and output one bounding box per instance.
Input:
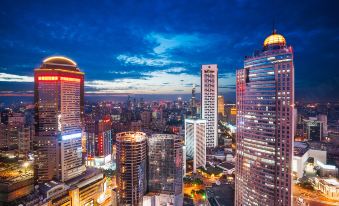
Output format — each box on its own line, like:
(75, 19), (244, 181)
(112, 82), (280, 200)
(0, 0), (338, 100)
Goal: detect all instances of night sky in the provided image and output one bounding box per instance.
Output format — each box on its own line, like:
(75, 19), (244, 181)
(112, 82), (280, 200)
(0, 0), (338, 101)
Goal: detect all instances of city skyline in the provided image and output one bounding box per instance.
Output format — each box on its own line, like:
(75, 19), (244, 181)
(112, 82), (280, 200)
(0, 0), (338, 101)
(1, 2), (339, 206)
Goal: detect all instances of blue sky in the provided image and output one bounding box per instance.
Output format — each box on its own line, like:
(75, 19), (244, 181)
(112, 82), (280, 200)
(0, 0), (338, 101)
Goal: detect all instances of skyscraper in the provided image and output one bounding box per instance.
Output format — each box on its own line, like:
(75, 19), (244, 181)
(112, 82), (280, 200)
(185, 119), (206, 173)
(34, 56), (85, 182)
(147, 134), (184, 205)
(201, 64), (218, 148)
(116, 132), (147, 206)
(235, 30), (294, 205)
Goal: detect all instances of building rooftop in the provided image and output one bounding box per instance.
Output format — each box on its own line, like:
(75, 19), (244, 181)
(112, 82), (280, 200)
(218, 162), (235, 170)
(206, 184), (234, 206)
(294, 142), (309, 157)
(321, 178), (339, 188)
(0, 161), (33, 184)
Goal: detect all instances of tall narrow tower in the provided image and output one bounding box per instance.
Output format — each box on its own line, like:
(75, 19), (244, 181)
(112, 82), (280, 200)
(34, 56), (85, 182)
(201, 64), (218, 148)
(116, 132), (147, 206)
(235, 31), (294, 205)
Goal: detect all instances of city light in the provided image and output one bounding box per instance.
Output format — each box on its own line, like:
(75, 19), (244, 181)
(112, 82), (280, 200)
(62, 132), (82, 140)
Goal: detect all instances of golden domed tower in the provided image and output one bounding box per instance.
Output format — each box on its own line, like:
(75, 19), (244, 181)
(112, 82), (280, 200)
(263, 30), (287, 50)
(236, 30), (294, 206)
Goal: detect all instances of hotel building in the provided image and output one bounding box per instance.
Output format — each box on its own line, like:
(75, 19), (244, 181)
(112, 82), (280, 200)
(201, 64), (218, 148)
(34, 56), (85, 182)
(235, 31), (294, 205)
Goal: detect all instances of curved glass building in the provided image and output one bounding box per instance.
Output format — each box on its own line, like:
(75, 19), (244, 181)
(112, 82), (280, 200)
(235, 30), (294, 206)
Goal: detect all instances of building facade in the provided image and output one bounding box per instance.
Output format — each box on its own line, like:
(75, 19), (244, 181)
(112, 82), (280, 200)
(85, 115), (112, 166)
(147, 134), (183, 205)
(201, 64), (218, 148)
(185, 119), (206, 173)
(34, 56), (85, 182)
(235, 31), (294, 205)
(116, 132), (147, 206)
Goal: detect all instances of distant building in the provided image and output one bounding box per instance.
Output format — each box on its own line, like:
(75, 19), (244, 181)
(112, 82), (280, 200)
(34, 56), (85, 182)
(85, 116), (112, 166)
(140, 111), (151, 128)
(0, 123), (32, 158)
(191, 84), (197, 116)
(236, 30), (294, 205)
(116, 132), (147, 206)
(148, 134), (184, 205)
(201, 64), (218, 148)
(218, 95), (225, 120)
(304, 116), (327, 141)
(185, 119), (206, 173)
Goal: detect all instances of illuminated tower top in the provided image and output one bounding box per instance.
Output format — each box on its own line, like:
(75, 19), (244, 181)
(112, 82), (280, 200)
(263, 30), (287, 50)
(40, 56), (80, 71)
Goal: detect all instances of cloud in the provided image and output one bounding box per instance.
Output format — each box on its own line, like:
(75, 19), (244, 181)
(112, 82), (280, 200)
(85, 67), (235, 94)
(146, 32), (221, 55)
(85, 68), (200, 94)
(116, 54), (182, 67)
(0, 73), (33, 82)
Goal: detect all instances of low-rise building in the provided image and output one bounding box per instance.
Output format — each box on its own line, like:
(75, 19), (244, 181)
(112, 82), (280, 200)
(314, 178), (339, 200)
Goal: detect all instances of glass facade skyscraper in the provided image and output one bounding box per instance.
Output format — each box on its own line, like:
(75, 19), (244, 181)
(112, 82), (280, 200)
(235, 31), (294, 206)
(147, 134), (184, 205)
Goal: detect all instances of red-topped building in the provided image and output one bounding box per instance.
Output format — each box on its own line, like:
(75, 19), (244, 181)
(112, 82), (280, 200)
(34, 56), (85, 182)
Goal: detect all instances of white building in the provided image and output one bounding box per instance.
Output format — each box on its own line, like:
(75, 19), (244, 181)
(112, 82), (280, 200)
(201, 64), (218, 148)
(292, 142), (327, 178)
(143, 193), (180, 206)
(185, 119), (206, 173)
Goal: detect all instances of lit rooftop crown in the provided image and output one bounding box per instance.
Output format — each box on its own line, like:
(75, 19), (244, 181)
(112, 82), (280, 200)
(263, 30), (286, 48)
(40, 56), (80, 71)
(43, 56), (77, 66)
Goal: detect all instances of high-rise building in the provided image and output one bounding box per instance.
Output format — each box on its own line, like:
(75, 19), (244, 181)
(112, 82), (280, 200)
(235, 30), (294, 205)
(185, 119), (206, 173)
(116, 132), (147, 206)
(201, 64), (218, 148)
(218, 95), (225, 118)
(147, 134), (184, 205)
(34, 56), (85, 182)
(85, 115), (112, 166)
